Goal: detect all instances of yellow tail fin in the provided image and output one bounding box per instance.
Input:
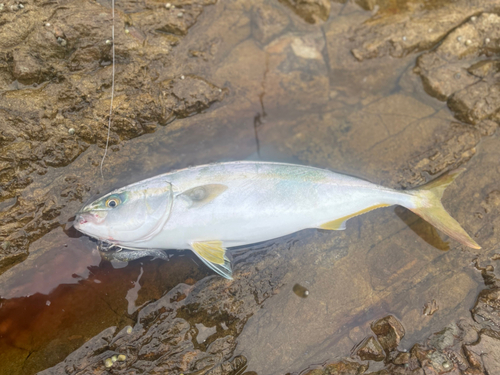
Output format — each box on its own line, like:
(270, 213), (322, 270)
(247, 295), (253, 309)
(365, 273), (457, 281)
(410, 169), (480, 249)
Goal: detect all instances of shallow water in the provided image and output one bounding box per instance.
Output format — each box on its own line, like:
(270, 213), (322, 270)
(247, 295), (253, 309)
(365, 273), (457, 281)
(0, 0), (499, 374)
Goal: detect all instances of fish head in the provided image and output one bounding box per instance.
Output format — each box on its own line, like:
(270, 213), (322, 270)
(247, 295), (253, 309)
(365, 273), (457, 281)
(74, 178), (173, 244)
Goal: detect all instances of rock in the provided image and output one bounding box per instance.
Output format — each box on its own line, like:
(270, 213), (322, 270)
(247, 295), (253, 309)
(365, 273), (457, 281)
(350, 0), (500, 61)
(303, 360), (368, 375)
(410, 344), (457, 374)
(392, 351), (409, 365)
(371, 315), (405, 351)
(0, 0), (224, 270)
(251, 1), (290, 45)
(37, 327), (117, 375)
(415, 13), (500, 124)
(356, 336), (385, 361)
(464, 332), (500, 374)
(278, 0), (331, 24)
(161, 75), (227, 121)
(448, 81), (500, 125)
(428, 324), (461, 351)
(36, 237), (293, 374)
(471, 288), (500, 328)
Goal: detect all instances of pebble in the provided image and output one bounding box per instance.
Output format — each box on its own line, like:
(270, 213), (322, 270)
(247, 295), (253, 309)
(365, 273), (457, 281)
(471, 16), (477, 22)
(485, 37), (491, 44)
(18, 3), (24, 8)
(45, 22), (51, 27)
(126, 326), (133, 334)
(180, 75), (185, 79)
(57, 37), (67, 46)
(292, 283), (309, 298)
(0, 3), (4, 10)
(105, 39), (112, 44)
(465, 39), (472, 46)
(68, 128), (75, 135)
(104, 358), (113, 368)
(457, 36), (462, 42)
(177, 12), (183, 17)
(402, 36), (407, 41)
(117, 354), (126, 361)
(111, 355), (118, 363)
(428, 28), (433, 33)
(125, 29), (130, 34)
(46, 300), (51, 306)
(165, 2), (171, 8)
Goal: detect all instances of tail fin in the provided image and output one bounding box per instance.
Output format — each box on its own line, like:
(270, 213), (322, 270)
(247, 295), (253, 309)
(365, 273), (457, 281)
(409, 168), (480, 249)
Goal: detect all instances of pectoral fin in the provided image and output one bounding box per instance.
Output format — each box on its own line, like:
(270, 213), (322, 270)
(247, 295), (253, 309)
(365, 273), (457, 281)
(191, 240), (233, 279)
(182, 184), (228, 208)
(319, 204), (390, 231)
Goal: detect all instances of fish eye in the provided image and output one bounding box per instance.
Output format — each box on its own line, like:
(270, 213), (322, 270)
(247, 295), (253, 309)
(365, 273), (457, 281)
(105, 197), (121, 208)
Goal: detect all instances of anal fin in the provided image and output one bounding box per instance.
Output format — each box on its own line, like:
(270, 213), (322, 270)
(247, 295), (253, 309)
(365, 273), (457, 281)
(320, 218), (347, 230)
(191, 240), (233, 279)
(319, 203), (390, 231)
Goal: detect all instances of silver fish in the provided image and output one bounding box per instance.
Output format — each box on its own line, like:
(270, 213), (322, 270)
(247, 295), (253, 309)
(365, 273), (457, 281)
(74, 162), (480, 279)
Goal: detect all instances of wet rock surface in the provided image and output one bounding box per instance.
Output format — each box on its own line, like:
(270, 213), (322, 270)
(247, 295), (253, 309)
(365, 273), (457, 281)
(415, 13), (500, 125)
(356, 336), (385, 362)
(371, 315), (405, 352)
(301, 267), (500, 375)
(0, 0), (500, 374)
(0, 0), (224, 271)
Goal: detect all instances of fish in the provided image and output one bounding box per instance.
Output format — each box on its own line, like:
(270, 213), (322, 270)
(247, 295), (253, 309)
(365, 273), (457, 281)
(74, 161), (480, 279)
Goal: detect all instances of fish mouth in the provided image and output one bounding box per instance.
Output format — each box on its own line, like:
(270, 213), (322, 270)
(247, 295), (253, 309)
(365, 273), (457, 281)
(74, 212), (98, 229)
(73, 214), (88, 229)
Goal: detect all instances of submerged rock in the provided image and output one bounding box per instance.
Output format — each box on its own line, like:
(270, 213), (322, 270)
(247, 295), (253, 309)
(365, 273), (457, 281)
(371, 315), (405, 352)
(415, 13), (500, 125)
(350, 0), (500, 61)
(356, 336), (385, 362)
(472, 288), (500, 328)
(278, 0), (331, 24)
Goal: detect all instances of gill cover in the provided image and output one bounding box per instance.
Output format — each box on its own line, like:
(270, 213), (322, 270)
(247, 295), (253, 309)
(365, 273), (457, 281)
(82, 179), (173, 243)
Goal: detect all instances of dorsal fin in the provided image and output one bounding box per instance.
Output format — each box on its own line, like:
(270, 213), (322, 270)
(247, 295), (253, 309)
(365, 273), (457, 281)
(182, 184), (228, 208)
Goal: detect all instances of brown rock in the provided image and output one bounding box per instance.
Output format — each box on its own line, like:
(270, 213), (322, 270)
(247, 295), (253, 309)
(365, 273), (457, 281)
(371, 315), (405, 351)
(448, 81), (500, 125)
(278, 0), (331, 24)
(392, 351), (410, 365)
(351, 0), (500, 61)
(251, 1), (290, 45)
(471, 288), (500, 328)
(357, 336), (385, 361)
(415, 13), (500, 125)
(464, 332), (500, 374)
(428, 324), (461, 351)
(0, 0), (225, 269)
(304, 360), (368, 375)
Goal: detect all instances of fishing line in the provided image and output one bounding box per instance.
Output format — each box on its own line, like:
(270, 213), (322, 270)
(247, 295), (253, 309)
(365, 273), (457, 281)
(100, 0), (115, 179)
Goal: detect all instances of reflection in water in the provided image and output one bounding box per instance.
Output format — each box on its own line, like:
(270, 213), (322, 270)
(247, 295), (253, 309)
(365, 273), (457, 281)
(394, 206), (450, 251)
(0, 228), (210, 375)
(126, 266), (144, 315)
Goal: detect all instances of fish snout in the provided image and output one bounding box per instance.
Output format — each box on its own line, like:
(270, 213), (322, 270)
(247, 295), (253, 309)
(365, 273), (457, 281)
(74, 211), (107, 228)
